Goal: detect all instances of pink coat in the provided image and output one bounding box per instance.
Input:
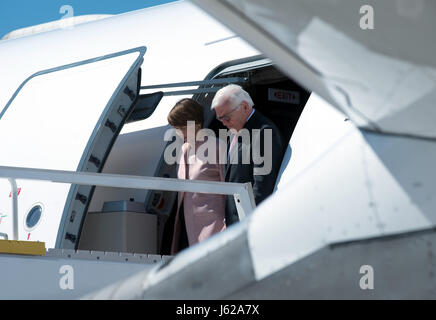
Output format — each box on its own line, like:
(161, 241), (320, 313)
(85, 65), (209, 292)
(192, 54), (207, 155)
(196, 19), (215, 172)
(171, 138), (226, 254)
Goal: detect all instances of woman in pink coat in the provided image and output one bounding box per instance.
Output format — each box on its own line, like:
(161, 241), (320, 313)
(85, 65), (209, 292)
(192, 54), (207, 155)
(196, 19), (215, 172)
(167, 98), (226, 254)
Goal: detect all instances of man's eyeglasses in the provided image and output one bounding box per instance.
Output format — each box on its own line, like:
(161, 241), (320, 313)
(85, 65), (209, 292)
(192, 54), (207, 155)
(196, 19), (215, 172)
(216, 105), (241, 122)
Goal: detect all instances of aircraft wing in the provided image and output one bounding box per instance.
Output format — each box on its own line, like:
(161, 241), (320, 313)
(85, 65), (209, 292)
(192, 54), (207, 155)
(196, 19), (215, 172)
(190, 0), (436, 139)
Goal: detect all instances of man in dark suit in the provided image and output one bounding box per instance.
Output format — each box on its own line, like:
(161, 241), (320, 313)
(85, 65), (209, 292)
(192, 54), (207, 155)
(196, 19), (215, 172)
(212, 85), (285, 226)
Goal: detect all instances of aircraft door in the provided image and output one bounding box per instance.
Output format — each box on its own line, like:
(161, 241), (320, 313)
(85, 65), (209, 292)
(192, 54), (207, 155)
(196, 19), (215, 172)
(0, 47), (145, 249)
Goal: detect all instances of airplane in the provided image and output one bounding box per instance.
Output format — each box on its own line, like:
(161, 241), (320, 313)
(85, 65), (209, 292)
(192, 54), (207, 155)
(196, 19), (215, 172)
(0, 0), (435, 299)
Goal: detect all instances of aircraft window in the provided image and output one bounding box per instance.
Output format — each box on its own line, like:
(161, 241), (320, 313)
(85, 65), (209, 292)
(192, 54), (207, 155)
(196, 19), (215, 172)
(25, 204), (43, 230)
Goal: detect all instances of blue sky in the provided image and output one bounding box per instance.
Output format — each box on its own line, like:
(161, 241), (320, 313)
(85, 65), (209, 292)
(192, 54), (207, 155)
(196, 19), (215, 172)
(0, 0), (178, 38)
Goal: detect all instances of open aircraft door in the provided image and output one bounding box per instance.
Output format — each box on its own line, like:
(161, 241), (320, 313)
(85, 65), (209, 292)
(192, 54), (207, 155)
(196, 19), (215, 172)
(0, 47), (145, 249)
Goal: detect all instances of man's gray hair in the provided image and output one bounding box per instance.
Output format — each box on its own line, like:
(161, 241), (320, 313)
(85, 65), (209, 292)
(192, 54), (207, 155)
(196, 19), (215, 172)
(211, 84), (254, 110)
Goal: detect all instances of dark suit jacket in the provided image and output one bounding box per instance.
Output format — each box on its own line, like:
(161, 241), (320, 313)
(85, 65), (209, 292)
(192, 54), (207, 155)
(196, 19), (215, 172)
(225, 109), (285, 225)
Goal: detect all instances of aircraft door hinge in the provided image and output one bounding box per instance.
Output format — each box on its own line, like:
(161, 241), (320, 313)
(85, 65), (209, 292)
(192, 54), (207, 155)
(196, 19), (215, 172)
(124, 86), (136, 101)
(105, 119), (118, 133)
(65, 233), (77, 244)
(89, 155), (102, 169)
(75, 193), (88, 205)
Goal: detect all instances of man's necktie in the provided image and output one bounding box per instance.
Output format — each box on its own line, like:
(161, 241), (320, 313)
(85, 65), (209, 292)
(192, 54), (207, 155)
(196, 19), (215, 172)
(228, 133), (238, 162)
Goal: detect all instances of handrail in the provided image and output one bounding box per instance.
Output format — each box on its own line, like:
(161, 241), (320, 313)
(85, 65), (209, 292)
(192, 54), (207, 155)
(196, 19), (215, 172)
(140, 77), (249, 97)
(140, 77), (248, 90)
(0, 166), (256, 239)
(8, 178), (19, 240)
